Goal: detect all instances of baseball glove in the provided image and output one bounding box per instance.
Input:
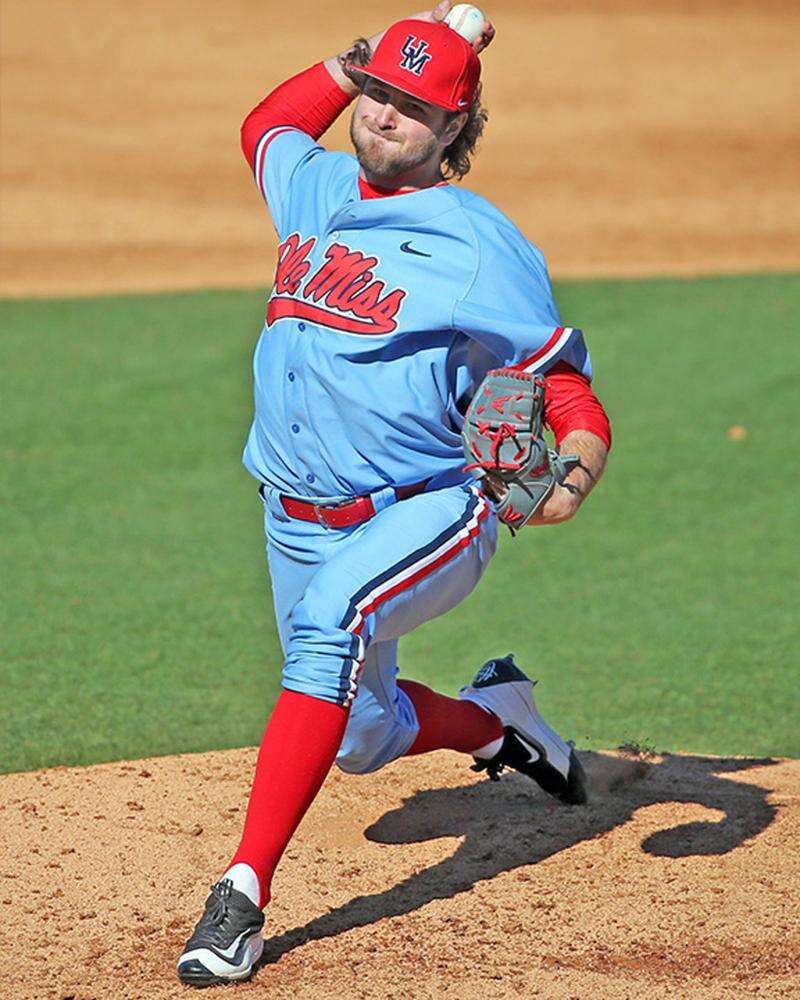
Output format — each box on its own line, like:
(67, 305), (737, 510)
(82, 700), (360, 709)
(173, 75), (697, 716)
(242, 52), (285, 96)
(461, 368), (579, 533)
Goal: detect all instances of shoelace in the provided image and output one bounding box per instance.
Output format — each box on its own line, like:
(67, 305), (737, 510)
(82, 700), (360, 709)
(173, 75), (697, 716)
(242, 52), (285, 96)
(207, 878), (234, 926)
(471, 757), (505, 782)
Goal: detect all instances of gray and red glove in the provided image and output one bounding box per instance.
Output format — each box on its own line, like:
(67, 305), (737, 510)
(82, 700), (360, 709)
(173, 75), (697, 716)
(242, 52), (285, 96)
(462, 368), (579, 533)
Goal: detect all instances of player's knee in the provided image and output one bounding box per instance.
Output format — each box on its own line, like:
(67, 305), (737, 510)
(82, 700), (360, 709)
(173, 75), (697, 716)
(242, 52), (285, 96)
(335, 715), (391, 774)
(282, 590), (365, 707)
(335, 691), (416, 774)
(335, 739), (378, 774)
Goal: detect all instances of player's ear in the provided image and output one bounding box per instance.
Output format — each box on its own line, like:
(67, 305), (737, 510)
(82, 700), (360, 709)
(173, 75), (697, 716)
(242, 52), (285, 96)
(441, 110), (468, 145)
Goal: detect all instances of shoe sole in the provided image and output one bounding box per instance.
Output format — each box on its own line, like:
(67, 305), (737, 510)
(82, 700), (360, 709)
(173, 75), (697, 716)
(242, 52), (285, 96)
(178, 934), (264, 987)
(560, 745), (589, 805)
(508, 738), (590, 805)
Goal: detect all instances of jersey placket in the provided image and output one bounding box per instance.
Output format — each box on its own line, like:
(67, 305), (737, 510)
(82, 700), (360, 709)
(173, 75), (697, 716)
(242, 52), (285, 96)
(284, 323), (321, 491)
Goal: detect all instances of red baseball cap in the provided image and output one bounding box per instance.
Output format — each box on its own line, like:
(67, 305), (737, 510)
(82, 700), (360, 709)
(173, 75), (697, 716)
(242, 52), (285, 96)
(353, 18), (481, 113)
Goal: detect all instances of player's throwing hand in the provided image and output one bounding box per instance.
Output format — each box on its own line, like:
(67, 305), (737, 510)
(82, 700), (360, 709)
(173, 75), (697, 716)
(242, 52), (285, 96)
(420, 1), (496, 53)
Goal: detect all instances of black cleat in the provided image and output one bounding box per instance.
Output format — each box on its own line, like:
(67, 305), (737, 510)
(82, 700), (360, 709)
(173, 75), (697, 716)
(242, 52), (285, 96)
(471, 728), (589, 804)
(461, 654), (590, 805)
(177, 878), (265, 987)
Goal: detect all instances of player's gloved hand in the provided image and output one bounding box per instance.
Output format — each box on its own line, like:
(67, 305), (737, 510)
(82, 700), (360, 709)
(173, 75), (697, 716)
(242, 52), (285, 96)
(461, 368), (580, 534)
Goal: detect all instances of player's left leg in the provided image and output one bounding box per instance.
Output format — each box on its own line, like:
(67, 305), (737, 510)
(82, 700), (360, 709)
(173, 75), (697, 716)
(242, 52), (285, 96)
(334, 642), (503, 774)
(221, 485), (496, 903)
(323, 487), (587, 804)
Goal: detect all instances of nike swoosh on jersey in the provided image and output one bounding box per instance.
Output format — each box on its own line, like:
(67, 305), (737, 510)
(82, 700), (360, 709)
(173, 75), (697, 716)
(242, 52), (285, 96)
(400, 241), (432, 257)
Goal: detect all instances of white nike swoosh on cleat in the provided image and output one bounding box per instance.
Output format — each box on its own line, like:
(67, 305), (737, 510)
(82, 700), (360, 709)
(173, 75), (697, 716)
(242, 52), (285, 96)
(179, 928), (257, 965)
(179, 934), (263, 979)
(519, 740), (541, 764)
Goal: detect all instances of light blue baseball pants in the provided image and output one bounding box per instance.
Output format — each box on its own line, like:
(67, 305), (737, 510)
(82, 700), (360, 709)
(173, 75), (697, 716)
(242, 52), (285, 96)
(259, 482), (498, 774)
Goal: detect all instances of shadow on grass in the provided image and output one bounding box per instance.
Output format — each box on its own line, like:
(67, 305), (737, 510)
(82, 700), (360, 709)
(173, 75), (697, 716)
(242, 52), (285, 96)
(259, 752), (777, 967)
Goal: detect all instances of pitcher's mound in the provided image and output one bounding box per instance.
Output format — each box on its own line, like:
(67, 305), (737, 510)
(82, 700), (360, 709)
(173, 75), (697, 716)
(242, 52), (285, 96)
(1, 748), (798, 998)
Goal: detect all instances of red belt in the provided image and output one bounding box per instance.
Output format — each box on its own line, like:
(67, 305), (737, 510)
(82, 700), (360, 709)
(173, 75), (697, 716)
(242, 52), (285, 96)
(280, 480), (428, 528)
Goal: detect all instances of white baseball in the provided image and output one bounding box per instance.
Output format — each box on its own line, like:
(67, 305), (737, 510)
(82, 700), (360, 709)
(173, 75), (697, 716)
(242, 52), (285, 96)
(444, 3), (486, 44)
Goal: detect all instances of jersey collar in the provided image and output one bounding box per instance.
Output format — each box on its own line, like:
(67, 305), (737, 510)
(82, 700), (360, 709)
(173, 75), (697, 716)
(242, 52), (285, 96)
(328, 175), (456, 232)
(357, 176), (449, 200)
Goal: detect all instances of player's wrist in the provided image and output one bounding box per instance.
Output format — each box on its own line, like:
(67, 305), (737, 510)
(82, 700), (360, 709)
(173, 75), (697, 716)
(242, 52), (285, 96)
(556, 431), (608, 493)
(334, 37), (373, 92)
(559, 466), (592, 501)
(331, 24), (391, 96)
(528, 484), (581, 526)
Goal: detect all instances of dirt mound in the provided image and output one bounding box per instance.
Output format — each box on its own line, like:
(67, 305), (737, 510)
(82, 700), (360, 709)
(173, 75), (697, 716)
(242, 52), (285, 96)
(1, 748), (797, 998)
(2, 0), (799, 298)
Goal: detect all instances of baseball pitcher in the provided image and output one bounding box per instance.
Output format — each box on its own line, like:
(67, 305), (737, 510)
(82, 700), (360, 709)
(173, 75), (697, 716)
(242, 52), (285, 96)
(178, 1), (611, 985)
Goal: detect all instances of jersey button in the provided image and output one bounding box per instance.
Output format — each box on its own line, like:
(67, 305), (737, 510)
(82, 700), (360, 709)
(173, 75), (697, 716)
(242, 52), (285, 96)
(298, 322), (306, 331)
(306, 474), (316, 484)
(287, 371), (295, 382)
(291, 423), (300, 433)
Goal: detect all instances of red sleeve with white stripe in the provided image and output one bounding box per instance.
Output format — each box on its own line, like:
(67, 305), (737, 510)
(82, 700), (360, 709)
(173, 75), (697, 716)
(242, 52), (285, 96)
(543, 361), (612, 449)
(241, 62), (355, 232)
(452, 221), (594, 379)
(240, 61), (353, 170)
(510, 325), (591, 377)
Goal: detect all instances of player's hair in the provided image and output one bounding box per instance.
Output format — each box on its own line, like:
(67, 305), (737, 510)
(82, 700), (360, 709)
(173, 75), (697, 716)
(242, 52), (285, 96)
(442, 86), (488, 180)
(342, 37), (488, 181)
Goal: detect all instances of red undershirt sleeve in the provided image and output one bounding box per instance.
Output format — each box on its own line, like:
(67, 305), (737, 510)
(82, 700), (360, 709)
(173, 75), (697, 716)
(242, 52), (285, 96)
(241, 62), (353, 170)
(544, 361), (612, 450)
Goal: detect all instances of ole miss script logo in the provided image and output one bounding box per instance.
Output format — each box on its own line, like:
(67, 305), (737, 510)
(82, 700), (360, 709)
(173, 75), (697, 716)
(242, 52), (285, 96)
(268, 233), (407, 335)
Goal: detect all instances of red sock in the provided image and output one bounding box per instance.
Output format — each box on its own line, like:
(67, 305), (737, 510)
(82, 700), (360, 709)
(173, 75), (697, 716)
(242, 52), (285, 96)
(228, 689), (348, 908)
(398, 680), (503, 756)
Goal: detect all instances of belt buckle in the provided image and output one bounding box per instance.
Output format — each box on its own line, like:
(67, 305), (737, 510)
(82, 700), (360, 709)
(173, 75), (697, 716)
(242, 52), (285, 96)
(316, 495), (361, 528)
(315, 499), (348, 527)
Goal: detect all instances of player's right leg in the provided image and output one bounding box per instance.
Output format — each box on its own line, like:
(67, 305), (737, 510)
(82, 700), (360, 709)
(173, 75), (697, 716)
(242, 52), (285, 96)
(328, 637), (504, 775)
(385, 670), (587, 804)
(177, 484), (498, 985)
(178, 491), (352, 987)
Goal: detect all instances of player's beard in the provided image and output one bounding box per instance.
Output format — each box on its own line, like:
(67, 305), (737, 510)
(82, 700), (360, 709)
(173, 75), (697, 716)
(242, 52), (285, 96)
(350, 114), (441, 182)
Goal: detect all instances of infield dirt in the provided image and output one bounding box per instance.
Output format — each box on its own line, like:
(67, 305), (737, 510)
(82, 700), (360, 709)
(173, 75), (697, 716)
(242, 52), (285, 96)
(1, 749), (798, 999)
(2, 0), (799, 297)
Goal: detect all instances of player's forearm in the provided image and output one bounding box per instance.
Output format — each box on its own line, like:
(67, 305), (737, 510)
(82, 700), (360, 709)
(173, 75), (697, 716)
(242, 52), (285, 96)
(240, 62), (355, 169)
(544, 362), (611, 451)
(529, 429), (609, 526)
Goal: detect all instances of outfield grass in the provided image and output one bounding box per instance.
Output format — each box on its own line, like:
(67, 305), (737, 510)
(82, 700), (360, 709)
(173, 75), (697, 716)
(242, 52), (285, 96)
(2, 274), (798, 773)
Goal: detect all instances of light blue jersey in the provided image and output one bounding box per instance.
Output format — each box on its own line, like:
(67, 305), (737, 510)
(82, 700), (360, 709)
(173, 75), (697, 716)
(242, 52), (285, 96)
(243, 126), (591, 498)
(242, 124), (590, 770)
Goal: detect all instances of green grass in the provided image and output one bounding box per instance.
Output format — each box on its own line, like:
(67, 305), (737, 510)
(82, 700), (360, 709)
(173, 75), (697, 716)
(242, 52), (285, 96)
(2, 273), (798, 773)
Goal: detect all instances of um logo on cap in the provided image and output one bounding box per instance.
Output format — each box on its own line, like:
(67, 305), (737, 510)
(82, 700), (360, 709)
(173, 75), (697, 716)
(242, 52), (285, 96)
(400, 35), (433, 76)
